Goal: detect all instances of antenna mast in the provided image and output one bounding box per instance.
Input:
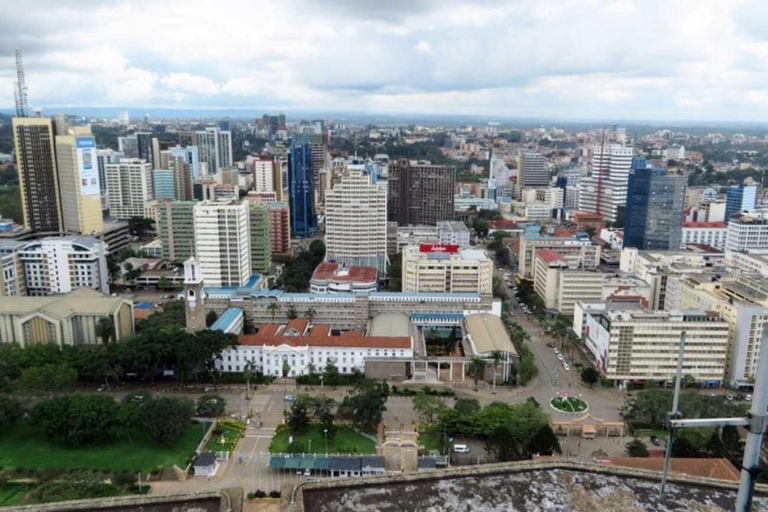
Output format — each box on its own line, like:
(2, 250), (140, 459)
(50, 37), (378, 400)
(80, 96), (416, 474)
(14, 49), (29, 117)
(595, 128), (606, 219)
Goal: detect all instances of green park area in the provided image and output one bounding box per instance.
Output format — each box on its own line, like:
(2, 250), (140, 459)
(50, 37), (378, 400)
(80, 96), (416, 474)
(269, 426), (375, 455)
(0, 422), (205, 473)
(550, 396), (589, 414)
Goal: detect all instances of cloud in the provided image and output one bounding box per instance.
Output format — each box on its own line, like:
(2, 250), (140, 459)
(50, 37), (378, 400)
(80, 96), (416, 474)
(1, 0), (768, 121)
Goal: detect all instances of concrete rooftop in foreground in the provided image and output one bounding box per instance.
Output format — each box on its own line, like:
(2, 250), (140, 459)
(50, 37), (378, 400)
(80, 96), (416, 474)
(285, 460), (768, 512)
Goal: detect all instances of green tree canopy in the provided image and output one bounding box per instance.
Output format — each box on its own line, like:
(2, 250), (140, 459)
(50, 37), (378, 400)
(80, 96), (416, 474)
(139, 396), (195, 445)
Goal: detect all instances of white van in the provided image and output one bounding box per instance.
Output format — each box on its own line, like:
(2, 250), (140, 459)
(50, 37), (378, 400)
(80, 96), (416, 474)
(453, 444), (470, 454)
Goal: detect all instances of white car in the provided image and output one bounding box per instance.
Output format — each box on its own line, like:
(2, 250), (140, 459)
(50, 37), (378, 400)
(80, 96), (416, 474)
(562, 363), (571, 371)
(453, 444), (471, 454)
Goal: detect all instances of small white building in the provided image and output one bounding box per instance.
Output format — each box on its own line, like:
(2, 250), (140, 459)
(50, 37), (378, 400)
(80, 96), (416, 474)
(682, 222), (727, 250)
(193, 452), (219, 477)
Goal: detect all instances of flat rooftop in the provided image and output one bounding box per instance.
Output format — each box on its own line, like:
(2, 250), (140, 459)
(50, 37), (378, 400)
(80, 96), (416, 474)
(295, 460), (768, 512)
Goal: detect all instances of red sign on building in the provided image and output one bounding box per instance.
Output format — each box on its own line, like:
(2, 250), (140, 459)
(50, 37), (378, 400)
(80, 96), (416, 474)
(419, 243), (460, 253)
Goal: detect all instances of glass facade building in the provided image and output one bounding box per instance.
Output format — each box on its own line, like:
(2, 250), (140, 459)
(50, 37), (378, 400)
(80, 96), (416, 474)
(288, 140), (316, 237)
(725, 183), (757, 220)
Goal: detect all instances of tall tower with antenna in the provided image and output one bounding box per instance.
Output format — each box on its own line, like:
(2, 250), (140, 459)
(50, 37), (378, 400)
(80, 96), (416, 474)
(14, 49), (30, 117)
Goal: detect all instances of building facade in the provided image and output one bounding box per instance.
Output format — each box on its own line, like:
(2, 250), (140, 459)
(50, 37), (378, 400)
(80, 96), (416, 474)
(578, 144), (634, 224)
(533, 249), (604, 314)
(268, 202), (291, 255)
(515, 151), (548, 198)
(193, 201), (252, 287)
(518, 232), (601, 279)
(310, 262), (378, 294)
(726, 215), (768, 252)
(402, 245), (492, 295)
(437, 221), (471, 246)
(623, 162), (685, 250)
(251, 154), (283, 200)
(388, 160), (455, 226)
(725, 184), (757, 220)
(55, 127), (103, 235)
(324, 169), (388, 274)
(681, 222), (727, 250)
(17, 237), (108, 296)
(158, 201), (197, 263)
(249, 204), (272, 273)
(288, 140), (317, 236)
(12, 117), (62, 233)
(105, 159), (153, 219)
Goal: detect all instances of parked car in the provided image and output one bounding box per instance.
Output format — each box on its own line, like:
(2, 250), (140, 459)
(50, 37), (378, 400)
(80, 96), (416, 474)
(562, 363), (570, 371)
(284, 394), (295, 402)
(453, 444), (471, 454)
(726, 394), (735, 401)
(746, 394), (753, 401)
(650, 436), (661, 446)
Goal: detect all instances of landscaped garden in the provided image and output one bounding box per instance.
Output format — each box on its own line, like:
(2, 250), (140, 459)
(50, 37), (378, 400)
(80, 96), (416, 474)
(204, 420), (244, 453)
(269, 425), (375, 455)
(550, 396), (589, 414)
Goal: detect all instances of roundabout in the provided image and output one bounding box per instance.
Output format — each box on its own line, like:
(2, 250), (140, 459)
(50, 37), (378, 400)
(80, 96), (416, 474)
(550, 395), (589, 414)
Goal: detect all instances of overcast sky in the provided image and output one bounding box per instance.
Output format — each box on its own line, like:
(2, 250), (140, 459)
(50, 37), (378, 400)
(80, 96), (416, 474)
(3, 0), (768, 121)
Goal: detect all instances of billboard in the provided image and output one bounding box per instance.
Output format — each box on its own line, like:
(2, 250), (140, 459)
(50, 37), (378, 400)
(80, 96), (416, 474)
(420, 243), (459, 253)
(76, 137), (100, 197)
(585, 314), (610, 373)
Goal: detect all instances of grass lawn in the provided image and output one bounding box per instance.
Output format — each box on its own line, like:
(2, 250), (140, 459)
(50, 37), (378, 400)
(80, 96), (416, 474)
(633, 428), (669, 439)
(205, 421), (243, 453)
(0, 484), (31, 507)
(0, 422), (208, 473)
(269, 425), (375, 455)
(418, 427), (446, 454)
(550, 396), (588, 413)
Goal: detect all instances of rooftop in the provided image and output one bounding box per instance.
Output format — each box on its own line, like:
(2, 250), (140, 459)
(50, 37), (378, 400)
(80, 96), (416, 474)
(0, 288), (128, 318)
(239, 323), (411, 349)
(682, 221), (727, 228)
(210, 307), (243, 332)
(369, 313), (413, 338)
(464, 313), (518, 357)
(311, 262), (378, 284)
(536, 248), (567, 264)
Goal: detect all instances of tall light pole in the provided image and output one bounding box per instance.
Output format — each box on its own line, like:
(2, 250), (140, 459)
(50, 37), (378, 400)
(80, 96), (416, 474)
(324, 428), (329, 455)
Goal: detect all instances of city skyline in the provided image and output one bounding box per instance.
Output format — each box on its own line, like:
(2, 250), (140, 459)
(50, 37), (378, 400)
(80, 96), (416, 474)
(3, 1), (768, 122)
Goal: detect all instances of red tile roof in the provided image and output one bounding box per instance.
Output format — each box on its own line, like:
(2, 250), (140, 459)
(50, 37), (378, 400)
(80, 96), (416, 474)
(682, 221), (727, 228)
(487, 220), (518, 230)
(572, 211), (603, 222)
(311, 262), (378, 283)
(239, 324), (411, 349)
(536, 248), (566, 264)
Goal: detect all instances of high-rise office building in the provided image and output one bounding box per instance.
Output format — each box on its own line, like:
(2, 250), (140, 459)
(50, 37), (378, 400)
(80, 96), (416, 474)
(324, 168), (388, 274)
(135, 132), (155, 168)
(251, 154), (282, 200)
(249, 204), (272, 273)
(195, 126), (232, 175)
(117, 136), (139, 158)
(105, 159), (153, 219)
(218, 129), (233, 169)
(515, 151), (548, 198)
(153, 170), (176, 200)
(288, 140), (317, 236)
(55, 126), (103, 235)
(268, 202), (291, 255)
(96, 149), (123, 211)
(388, 160), (455, 226)
(169, 145), (200, 180)
(623, 159), (686, 251)
(117, 110), (130, 125)
(12, 117), (62, 233)
(193, 201), (251, 287)
(578, 144), (634, 224)
(725, 183), (757, 220)
(158, 201), (197, 263)
(159, 151), (193, 200)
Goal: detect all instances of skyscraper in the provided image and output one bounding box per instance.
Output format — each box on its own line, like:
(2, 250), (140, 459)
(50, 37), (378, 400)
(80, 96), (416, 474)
(325, 168), (388, 274)
(118, 136), (139, 158)
(153, 170), (176, 200)
(193, 201), (251, 287)
(159, 151), (193, 200)
(96, 148), (124, 211)
(251, 154), (282, 200)
(195, 126), (232, 175)
(12, 117), (62, 233)
(623, 159), (686, 251)
(725, 183), (757, 220)
(288, 140), (316, 236)
(105, 159), (153, 219)
(388, 160), (455, 226)
(55, 126), (103, 235)
(169, 145), (200, 180)
(578, 144), (634, 224)
(515, 151), (548, 198)
(136, 132), (155, 168)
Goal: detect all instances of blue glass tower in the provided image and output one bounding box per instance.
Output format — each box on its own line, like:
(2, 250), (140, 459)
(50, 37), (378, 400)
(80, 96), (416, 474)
(288, 140), (316, 237)
(725, 183), (757, 220)
(623, 158), (686, 250)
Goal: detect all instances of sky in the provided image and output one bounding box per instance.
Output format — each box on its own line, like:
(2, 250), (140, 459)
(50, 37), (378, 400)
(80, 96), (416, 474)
(3, 0), (768, 122)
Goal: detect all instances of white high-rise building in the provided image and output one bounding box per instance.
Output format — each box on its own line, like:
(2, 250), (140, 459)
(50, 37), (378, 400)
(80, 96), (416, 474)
(195, 127), (233, 175)
(18, 236), (108, 296)
(516, 151), (548, 198)
(218, 130), (233, 169)
(105, 159), (153, 219)
(117, 110), (130, 125)
(578, 144), (634, 223)
(193, 201), (251, 287)
(324, 169), (388, 274)
(96, 149), (124, 211)
(726, 215), (768, 252)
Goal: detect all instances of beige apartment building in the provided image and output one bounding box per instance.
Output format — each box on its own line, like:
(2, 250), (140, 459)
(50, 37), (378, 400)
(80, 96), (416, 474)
(518, 232), (600, 279)
(402, 245), (492, 295)
(584, 308), (729, 384)
(533, 249), (604, 314)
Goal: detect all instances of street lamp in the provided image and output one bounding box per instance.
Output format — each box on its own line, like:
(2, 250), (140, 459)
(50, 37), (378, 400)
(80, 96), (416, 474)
(324, 428), (329, 455)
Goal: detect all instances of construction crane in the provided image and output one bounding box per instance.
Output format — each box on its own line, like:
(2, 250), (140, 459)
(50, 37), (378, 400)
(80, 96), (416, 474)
(14, 49), (29, 117)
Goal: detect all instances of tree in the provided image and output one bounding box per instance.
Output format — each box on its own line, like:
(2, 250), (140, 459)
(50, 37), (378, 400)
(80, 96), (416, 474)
(127, 216), (155, 238)
(197, 394), (226, 417)
(580, 367), (599, 388)
(490, 350), (504, 391)
(287, 394), (312, 433)
(157, 276), (175, 290)
(468, 357), (486, 391)
(454, 398), (481, 416)
(323, 359), (341, 386)
(625, 438), (650, 457)
(96, 316), (115, 345)
(387, 252), (402, 291)
(485, 425), (524, 461)
(412, 391), (446, 425)
(30, 394), (120, 446)
(308, 240), (326, 261)
(517, 350), (538, 386)
(338, 379), (389, 431)
(306, 307), (317, 324)
(287, 440), (307, 454)
(0, 395), (22, 428)
(17, 363), (77, 397)
(314, 396), (336, 436)
(267, 302), (280, 321)
(206, 310), (219, 327)
(681, 374), (696, 388)
(243, 364), (255, 397)
(525, 425), (561, 457)
(286, 306), (299, 320)
(139, 396), (195, 445)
